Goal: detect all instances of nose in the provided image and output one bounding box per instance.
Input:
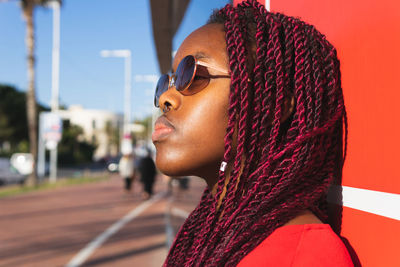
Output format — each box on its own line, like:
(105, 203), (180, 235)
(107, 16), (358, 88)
(158, 85), (182, 112)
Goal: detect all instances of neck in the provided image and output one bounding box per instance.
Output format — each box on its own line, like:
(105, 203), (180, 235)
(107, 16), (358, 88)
(207, 164), (233, 214)
(283, 210), (323, 226)
(196, 161), (229, 196)
(206, 175), (220, 196)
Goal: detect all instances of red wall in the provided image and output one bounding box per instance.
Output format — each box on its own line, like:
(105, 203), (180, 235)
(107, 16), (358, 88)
(234, 0), (400, 266)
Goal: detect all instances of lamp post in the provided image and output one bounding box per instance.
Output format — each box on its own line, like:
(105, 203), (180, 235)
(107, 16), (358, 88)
(100, 50), (132, 154)
(100, 50), (132, 133)
(50, 0), (60, 183)
(49, 0), (61, 112)
(38, 0), (61, 183)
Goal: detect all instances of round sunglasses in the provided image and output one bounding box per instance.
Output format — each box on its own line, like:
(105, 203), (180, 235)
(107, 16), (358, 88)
(154, 55), (230, 107)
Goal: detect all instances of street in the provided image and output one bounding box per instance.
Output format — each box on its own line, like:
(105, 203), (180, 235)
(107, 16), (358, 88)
(0, 174), (205, 267)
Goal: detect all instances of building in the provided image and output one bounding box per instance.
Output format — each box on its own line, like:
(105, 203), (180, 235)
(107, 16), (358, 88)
(57, 105), (123, 161)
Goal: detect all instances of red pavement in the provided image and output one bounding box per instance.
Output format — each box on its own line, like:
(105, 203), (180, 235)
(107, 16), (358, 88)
(0, 174), (206, 267)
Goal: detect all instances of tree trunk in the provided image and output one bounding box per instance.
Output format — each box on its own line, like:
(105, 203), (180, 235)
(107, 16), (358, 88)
(23, 2), (38, 186)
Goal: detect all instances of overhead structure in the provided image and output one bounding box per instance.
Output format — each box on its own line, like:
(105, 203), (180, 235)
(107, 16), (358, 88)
(149, 0), (190, 74)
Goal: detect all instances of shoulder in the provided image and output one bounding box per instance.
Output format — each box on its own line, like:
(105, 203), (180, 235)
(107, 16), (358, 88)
(238, 224), (353, 267)
(289, 224), (354, 267)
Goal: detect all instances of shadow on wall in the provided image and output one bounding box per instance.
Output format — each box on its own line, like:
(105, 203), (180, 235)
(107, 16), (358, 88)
(327, 147), (361, 267)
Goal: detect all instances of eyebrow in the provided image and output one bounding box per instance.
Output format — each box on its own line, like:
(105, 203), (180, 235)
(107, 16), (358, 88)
(193, 52), (210, 60)
(171, 52), (211, 72)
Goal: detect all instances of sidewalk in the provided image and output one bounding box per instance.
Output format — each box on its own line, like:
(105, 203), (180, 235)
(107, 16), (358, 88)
(0, 174), (206, 267)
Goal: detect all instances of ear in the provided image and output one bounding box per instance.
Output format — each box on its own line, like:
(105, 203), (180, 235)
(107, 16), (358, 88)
(281, 94), (295, 123)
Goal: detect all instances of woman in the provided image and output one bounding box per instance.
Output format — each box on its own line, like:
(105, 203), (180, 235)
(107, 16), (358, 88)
(118, 153), (134, 192)
(137, 148), (156, 199)
(152, 0), (352, 266)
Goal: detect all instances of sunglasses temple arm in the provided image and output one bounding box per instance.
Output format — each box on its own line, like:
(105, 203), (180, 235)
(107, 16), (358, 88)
(197, 61), (230, 75)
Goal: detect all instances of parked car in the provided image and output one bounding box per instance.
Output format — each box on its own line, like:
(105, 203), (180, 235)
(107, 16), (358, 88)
(0, 157), (27, 186)
(10, 153), (33, 175)
(106, 156), (121, 173)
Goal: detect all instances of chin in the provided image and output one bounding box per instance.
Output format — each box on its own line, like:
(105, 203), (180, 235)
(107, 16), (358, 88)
(154, 149), (190, 177)
(154, 148), (219, 179)
(155, 157), (191, 177)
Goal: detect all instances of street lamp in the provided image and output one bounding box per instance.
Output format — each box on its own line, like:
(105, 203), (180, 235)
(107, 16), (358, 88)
(48, 0), (61, 112)
(38, 0), (61, 183)
(100, 49), (132, 135)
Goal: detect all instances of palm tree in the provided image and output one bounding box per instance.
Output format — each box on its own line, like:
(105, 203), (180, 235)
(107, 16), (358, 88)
(18, 0), (61, 185)
(20, 0), (37, 186)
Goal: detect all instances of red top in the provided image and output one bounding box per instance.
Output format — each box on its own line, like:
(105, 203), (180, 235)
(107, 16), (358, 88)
(238, 224), (353, 267)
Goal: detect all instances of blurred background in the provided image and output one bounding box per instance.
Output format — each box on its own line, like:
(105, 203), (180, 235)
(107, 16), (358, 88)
(0, 0), (230, 182)
(0, 1), (230, 266)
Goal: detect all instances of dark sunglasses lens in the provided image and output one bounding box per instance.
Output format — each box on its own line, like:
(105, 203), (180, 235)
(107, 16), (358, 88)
(181, 65), (210, 96)
(154, 74), (169, 107)
(175, 55), (195, 92)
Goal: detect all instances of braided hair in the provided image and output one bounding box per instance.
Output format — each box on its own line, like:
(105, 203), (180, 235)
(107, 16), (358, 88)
(164, 1), (347, 266)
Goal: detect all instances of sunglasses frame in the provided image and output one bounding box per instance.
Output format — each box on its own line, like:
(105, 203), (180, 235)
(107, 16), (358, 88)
(154, 55), (230, 107)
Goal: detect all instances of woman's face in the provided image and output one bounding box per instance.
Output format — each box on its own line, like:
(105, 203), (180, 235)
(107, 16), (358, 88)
(152, 23), (230, 181)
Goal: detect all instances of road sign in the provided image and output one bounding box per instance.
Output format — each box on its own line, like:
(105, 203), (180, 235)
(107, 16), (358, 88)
(41, 112), (62, 150)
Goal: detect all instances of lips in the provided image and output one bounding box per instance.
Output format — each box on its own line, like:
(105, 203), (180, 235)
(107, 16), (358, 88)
(152, 115), (175, 142)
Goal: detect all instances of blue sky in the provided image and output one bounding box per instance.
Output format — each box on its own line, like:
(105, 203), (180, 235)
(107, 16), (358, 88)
(0, 0), (229, 120)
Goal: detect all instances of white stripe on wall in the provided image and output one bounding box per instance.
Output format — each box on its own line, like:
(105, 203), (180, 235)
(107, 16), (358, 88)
(328, 186), (400, 221)
(265, 0), (270, 11)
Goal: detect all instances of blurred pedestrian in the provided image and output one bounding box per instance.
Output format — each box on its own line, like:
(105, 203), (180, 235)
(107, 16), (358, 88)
(137, 149), (156, 199)
(118, 153), (134, 192)
(178, 176), (189, 190)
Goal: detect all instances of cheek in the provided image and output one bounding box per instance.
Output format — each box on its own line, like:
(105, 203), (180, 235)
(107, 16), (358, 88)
(184, 100), (228, 156)
(155, 85), (230, 177)
(186, 84), (230, 156)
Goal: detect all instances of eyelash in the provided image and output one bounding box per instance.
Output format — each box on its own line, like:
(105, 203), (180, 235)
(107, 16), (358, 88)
(194, 74), (208, 80)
